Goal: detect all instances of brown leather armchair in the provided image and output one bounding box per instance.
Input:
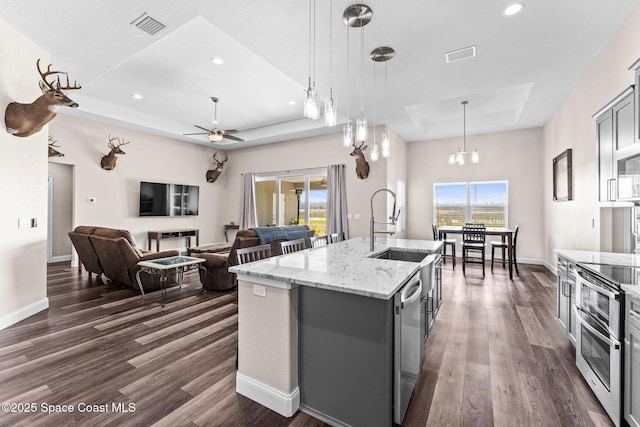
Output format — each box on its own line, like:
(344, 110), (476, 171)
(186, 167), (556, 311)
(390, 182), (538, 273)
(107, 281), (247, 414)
(87, 228), (179, 291)
(198, 226), (314, 291)
(68, 226), (103, 276)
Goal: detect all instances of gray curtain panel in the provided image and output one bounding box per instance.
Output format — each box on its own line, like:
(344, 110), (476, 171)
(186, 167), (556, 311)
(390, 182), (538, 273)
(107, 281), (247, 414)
(326, 164), (348, 238)
(240, 172), (257, 229)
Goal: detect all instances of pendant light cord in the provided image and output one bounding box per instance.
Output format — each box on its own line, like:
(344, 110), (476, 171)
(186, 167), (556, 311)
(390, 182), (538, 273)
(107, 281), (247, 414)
(329, 0), (333, 98)
(312, 0), (316, 90)
(463, 101), (467, 152)
(373, 57), (376, 145)
(360, 15), (365, 119)
(384, 61), (388, 132)
(307, 0), (312, 89)
(345, 20), (350, 123)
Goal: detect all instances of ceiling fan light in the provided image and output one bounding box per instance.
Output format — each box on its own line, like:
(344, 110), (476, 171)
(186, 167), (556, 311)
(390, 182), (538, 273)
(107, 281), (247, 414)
(324, 96), (338, 126)
(471, 148), (480, 163)
(342, 122), (353, 147)
(209, 133), (223, 142)
(355, 117), (368, 142)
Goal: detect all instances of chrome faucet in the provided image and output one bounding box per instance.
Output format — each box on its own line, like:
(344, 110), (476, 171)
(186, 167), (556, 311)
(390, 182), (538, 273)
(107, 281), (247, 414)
(370, 188), (401, 251)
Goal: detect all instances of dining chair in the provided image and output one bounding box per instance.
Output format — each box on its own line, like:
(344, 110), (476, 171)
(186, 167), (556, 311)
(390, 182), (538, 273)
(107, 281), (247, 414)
(236, 244), (272, 265)
(432, 224), (456, 269)
(462, 223), (486, 278)
(329, 232), (345, 243)
(280, 238), (308, 254)
(491, 225), (519, 275)
(310, 235), (329, 248)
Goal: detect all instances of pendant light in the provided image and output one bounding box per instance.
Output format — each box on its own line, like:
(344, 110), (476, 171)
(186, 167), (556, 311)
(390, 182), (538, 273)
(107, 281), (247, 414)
(371, 46), (394, 159)
(343, 4), (372, 143)
(449, 101), (479, 165)
(304, 0), (319, 120)
(324, 0), (338, 127)
(342, 19), (353, 147)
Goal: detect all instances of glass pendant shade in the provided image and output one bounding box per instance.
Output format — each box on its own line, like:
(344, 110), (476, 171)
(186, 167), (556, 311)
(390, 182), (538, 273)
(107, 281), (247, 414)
(471, 148), (479, 163)
(449, 153), (456, 165)
(304, 88), (319, 119)
(456, 150), (465, 165)
(343, 122), (353, 147)
(355, 117), (368, 141)
(324, 96), (338, 126)
(381, 131), (390, 158)
(371, 142), (379, 162)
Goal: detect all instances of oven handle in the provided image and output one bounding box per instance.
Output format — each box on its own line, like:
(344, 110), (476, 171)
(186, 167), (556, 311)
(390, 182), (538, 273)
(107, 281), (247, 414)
(573, 306), (620, 349)
(576, 274), (619, 299)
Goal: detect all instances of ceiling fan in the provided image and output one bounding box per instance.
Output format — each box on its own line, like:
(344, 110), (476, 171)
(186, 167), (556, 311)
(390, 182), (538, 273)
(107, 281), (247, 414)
(184, 97), (244, 143)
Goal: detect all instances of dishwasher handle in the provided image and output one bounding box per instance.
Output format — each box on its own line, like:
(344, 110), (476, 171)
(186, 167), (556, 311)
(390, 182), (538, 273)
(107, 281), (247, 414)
(401, 280), (422, 307)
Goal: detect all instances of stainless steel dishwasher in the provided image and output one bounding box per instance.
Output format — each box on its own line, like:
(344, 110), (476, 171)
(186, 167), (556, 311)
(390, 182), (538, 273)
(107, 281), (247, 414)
(393, 272), (423, 424)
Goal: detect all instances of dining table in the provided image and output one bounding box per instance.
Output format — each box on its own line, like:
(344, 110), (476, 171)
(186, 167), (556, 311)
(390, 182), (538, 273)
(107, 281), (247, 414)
(438, 226), (516, 279)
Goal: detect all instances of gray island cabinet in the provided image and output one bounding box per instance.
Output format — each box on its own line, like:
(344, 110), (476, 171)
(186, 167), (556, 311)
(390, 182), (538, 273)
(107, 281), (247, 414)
(229, 237), (442, 427)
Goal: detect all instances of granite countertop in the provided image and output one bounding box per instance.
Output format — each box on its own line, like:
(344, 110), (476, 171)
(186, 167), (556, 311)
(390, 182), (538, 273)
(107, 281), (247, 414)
(229, 237), (443, 300)
(555, 249), (640, 267)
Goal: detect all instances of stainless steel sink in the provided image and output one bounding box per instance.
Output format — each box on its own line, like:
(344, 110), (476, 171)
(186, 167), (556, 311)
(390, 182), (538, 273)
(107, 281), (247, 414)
(369, 248), (427, 262)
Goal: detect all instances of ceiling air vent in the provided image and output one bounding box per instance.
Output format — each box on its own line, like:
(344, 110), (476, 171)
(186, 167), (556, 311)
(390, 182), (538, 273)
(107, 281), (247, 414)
(445, 46), (476, 63)
(130, 12), (166, 36)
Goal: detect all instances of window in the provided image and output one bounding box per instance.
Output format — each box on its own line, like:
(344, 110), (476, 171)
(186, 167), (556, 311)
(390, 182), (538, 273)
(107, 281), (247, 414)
(434, 180), (508, 227)
(255, 169), (327, 236)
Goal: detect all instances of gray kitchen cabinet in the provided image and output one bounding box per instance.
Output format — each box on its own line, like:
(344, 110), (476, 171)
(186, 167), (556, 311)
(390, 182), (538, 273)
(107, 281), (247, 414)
(556, 255), (577, 345)
(626, 295), (640, 427)
(595, 86), (635, 202)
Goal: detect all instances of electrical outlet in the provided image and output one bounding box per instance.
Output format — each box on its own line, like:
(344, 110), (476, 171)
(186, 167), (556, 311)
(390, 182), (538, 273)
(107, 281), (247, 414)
(87, 197), (96, 204)
(347, 213), (353, 219)
(253, 284), (266, 297)
(354, 213), (360, 220)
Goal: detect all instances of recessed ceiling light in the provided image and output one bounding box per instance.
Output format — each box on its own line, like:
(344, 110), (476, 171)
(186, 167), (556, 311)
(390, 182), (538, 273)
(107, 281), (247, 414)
(288, 100), (296, 106)
(132, 93), (143, 100)
(503, 2), (524, 16)
(211, 57), (225, 65)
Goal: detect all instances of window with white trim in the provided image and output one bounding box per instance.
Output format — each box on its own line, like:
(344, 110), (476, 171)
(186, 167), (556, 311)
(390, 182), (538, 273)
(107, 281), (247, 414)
(433, 180), (508, 227)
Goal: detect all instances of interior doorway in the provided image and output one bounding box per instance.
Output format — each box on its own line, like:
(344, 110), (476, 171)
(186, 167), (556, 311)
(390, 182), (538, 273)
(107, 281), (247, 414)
(47, 163), (74, 263)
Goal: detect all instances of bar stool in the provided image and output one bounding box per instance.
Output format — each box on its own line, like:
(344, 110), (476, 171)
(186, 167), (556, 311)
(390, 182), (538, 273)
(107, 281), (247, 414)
(432, 224), (456, 269)
(491, 225), (519, 275)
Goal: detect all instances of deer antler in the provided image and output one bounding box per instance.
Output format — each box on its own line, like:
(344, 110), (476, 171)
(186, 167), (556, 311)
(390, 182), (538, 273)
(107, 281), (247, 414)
(48, 136), (60, 147)
(352, 140), (366, 150)
(213, 151), (228, 165)
(37, 59), (81, 92)
(107, 134), (130, 149)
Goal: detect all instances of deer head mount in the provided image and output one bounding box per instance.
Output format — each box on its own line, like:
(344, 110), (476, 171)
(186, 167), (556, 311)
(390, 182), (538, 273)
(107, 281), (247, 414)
(206, 151), (228, 183)
(5, 59), (81, 138)
(350, 141), (370, 179)
(100, 134), (130, 171)
(48, 136), (64, 158)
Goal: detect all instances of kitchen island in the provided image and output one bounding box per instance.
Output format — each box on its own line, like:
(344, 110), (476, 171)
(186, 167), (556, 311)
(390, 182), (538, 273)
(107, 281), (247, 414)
(229, 237), (442, 427)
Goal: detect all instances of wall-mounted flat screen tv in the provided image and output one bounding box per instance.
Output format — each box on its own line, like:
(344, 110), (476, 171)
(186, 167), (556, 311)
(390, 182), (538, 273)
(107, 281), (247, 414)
(139, 181), (199, 216)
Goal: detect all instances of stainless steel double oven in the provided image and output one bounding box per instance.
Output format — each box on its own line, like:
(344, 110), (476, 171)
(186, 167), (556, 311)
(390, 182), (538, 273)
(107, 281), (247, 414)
(575, 263), (628, 426)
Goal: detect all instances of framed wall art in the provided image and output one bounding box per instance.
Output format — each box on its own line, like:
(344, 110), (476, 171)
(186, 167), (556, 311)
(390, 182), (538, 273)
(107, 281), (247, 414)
(553, 148), (572, 201)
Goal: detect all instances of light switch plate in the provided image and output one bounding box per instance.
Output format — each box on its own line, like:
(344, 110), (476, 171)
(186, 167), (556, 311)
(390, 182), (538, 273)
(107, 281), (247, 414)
(253, 284), (266, 297)
(18, 218), (30, 228)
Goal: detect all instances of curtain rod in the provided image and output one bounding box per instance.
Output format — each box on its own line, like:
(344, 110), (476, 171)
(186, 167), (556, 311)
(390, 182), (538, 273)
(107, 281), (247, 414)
(242, 164), (344, 178)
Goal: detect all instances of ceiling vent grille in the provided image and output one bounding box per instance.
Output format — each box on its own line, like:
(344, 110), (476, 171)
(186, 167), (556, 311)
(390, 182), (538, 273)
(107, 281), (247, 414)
(445, 46), (476, 63)
(130, 12), (166, 36)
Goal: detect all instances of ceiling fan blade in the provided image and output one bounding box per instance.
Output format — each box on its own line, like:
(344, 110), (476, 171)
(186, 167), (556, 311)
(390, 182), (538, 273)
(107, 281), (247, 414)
(194, 125), (215, 133)
(219, 129), (238, 135)
(223, 134), (245, 142)
(183, 132), (209, 136)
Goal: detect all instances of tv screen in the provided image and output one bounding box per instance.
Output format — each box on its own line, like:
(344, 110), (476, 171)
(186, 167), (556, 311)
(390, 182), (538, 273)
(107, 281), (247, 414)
(139, 182), (199, 216)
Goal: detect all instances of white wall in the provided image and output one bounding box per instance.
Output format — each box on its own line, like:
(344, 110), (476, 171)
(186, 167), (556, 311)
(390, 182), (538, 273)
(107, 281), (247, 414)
(222, 129), (402, 239)
(406, 127), (545, 261)
(49, 114), (227, 253)
(543, 5), (640, 264)
(0, 17), (49, 327)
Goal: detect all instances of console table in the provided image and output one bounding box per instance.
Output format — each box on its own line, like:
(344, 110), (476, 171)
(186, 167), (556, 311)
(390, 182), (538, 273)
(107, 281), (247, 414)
(148, 229), (199, 252)
(224, 223), (240, 243)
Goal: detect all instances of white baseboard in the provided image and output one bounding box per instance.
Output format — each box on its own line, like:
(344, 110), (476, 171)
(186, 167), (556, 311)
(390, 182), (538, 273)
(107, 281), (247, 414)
(49, 255), (72, 263)
(0, 298), (49, 330)
(236, 372), (299, 417)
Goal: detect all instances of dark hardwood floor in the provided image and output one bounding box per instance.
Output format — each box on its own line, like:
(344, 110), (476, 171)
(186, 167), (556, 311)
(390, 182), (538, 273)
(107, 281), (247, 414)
(0, 260), (613, 426)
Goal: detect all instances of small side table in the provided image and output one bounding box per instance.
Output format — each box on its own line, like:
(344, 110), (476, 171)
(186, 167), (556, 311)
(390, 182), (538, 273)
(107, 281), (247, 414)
(136, 256), (205, 306)
(224, 224), (240, 243)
